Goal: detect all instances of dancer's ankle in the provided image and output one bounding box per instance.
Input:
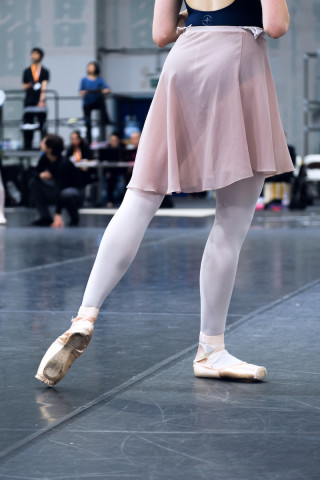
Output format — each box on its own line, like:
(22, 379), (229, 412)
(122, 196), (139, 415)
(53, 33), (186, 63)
(194, 332), (225, 363)
(75, 306), (99, 323)
(199, 332), (225, 353)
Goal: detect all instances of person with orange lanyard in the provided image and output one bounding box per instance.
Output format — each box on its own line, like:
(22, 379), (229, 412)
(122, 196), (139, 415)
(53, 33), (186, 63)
(22, 47), (50, 150)
(66, 131), (93, 164)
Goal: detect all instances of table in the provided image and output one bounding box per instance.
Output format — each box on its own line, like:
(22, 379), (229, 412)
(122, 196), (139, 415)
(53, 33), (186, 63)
(1, 151), (134, 206)
(73, 160), (135, 205)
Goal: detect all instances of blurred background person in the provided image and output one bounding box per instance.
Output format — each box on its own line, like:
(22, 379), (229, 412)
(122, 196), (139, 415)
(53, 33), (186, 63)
(124, 130), (141, 186)
(0, 166), (6, 225)
(126, 131), (141, 152)
(22, 47), (49, 150)
(67, 130), (95, 202)
(29, 134), (85, 227)
(103, 132), (125, 207)
(67, 130), (93, 163)
(79, 61), (111, 146)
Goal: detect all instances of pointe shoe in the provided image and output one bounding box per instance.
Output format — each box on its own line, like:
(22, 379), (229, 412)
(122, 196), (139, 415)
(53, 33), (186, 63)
(193, 344), (267, 382)
(35, 316), (95, 387)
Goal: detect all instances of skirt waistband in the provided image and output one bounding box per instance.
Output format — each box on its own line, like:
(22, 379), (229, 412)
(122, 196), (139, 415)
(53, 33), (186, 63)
(177, 25), (265, 40)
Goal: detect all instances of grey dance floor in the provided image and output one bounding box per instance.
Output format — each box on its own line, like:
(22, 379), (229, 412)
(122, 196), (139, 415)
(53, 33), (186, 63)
(0, 199), (319, 479)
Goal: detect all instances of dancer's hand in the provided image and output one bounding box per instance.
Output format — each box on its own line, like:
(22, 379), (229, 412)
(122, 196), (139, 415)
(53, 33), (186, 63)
(51, 214), (64, 228)
(177, 9), (188, 29)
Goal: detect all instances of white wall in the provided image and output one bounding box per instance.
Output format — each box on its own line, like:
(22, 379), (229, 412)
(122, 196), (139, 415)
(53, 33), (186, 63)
(97, 0), (161, 94)
(0, 0), (96, 145)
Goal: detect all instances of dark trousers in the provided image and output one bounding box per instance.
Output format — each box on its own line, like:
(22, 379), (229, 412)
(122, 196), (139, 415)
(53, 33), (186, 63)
(29, 177), (83, 222)
(105, 170), (121, 204)
(83, 97), (109, 145)
(23, 111), (47, 150)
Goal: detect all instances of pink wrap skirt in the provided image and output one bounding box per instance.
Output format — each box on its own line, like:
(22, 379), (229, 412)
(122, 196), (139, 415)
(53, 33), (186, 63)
(127, 26), (294, 194)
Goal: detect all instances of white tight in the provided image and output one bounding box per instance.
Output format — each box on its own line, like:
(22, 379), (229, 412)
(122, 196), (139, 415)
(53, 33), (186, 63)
(82, 173), (265, 335)
(82, 189), (164, 308)
(200, 173), (265, 335)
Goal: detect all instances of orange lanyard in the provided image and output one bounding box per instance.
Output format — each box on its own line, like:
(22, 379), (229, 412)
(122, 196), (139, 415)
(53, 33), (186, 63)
(31, 64), (41, 82)
(74, 148), (82, 162)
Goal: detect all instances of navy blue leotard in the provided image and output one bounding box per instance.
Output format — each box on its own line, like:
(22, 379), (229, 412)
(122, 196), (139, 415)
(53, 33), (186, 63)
(185, 0), (263, 28)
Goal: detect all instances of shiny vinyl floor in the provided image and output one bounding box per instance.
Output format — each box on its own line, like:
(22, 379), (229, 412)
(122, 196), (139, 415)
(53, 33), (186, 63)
(0, 201), (319, 479)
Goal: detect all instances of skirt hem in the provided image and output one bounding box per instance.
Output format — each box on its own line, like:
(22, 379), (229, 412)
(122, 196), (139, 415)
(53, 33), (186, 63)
(127, 167), (293, 196)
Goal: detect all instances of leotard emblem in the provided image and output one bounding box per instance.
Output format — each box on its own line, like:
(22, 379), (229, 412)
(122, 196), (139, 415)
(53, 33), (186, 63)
(202, 14), (213, 26)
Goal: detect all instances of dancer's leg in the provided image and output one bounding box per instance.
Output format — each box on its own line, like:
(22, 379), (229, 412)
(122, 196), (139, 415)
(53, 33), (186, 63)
(82, 188), (164, 308)
(200, 173), (265, 335)
(194, 173), (267, 381)
(36, 188), (164, 385)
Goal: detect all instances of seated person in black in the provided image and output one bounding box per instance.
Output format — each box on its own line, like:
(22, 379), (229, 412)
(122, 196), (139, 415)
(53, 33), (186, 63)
(103, 132), (125, 207)
(66, 130), (93, 162)
(29, 134), (85, 227)
(22, 47), (50, 150)
(66, 130), (94, 187)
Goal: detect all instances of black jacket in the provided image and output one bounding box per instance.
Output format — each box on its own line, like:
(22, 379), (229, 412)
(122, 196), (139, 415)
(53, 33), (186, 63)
(36, 153), (84, 213)
(66, 143), (92, 161)
(36, 153), (84, 189)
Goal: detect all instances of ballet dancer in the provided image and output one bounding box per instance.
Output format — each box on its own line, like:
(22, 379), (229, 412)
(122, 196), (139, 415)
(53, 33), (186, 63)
(36, 0), (293, 386)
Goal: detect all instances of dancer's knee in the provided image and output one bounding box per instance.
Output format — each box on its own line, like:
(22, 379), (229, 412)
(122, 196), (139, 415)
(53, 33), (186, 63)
(125, 188), (164, 217)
